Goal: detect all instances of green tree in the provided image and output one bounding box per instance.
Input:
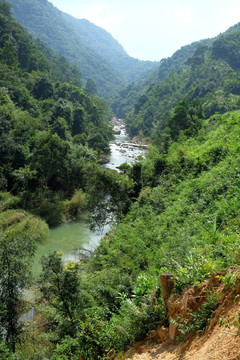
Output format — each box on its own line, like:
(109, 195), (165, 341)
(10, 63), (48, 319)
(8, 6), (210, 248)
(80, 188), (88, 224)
(50, 117), (69, 140)
(0, 2), (11, 17)
(51, 99), (72, 128)
(85, 78), (97, 96)
(0, 232), (36, 352)
(40, 252), (81, 337)
(186, 45), (208, 70)
(29, 131), (70, 197)
(72, 106), (86, 136)
(167, 99), (191, 140)
(0, 41), (18, 67)
(32, 76), (53, 100)
(86, 167), (134, 229)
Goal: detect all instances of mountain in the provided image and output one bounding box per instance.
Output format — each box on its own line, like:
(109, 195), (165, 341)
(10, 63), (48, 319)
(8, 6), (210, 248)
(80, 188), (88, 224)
(3, 2), (240, 358)
(7, 0), (158, 99)
(148, 21), (240, 84)
(61, 12), (158, 83)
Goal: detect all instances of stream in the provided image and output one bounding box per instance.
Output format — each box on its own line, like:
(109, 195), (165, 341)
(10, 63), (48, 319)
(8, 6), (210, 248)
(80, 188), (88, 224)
(32, 120), (147, 276)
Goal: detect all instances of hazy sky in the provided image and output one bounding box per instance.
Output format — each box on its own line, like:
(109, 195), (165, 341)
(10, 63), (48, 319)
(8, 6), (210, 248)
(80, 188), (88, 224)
(50, 0), (240, 61)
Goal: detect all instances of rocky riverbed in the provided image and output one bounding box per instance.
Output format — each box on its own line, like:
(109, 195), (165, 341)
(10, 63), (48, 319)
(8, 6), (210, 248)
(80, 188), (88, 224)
(104, 118), (148, 171)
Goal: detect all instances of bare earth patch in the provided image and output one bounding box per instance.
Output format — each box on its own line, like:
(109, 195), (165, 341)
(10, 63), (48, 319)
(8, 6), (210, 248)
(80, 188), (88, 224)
(123, 272), (240, 360)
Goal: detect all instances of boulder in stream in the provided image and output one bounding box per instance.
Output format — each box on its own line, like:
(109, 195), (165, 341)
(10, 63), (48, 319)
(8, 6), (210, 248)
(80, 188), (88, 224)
(113, 127), (121, 135)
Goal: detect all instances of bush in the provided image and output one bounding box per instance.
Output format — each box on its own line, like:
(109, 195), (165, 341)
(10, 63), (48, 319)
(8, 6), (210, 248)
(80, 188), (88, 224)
(62, 189), (86, 220)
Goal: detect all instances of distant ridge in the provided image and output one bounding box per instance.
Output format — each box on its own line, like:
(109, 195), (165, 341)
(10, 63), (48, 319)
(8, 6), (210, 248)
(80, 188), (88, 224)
(7, 0), (157, 98)
(61, 12), (158, 83)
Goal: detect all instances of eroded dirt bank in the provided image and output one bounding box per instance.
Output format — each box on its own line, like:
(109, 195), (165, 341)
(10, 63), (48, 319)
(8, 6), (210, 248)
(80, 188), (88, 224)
(122, 270), (240, 360)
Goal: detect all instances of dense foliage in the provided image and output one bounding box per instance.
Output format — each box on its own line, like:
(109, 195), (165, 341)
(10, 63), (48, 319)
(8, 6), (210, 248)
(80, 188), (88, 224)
(0, 191), (48, 352)
(0, 4), (137, 356)
(48, 109), (240, 359)
(20, 108), (240, 360)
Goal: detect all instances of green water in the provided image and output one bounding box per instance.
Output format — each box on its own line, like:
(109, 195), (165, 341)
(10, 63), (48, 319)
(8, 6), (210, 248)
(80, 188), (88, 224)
(33, 219), (103, 276)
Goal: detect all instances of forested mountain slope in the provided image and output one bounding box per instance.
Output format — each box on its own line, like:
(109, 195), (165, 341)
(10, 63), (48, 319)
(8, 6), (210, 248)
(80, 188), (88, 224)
(113, 23), (240, 122)
(7, 0), (158, 99)
(66, 108), (240, 359)
(0, 3), (136, 353)
(125, 25), (240, 138)
(7, 0), (126, 98)
(112, 38), (214, 119)
(24, 107), (240, 360)
(62, 12), (158, 83)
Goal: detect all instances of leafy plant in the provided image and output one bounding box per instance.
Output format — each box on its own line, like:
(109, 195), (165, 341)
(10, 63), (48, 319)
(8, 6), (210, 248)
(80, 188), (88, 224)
(222, 272), (240, 290)
(0, 232), (37, 352)
(171, 292), (220, 340)
(39, 252), (82, 338)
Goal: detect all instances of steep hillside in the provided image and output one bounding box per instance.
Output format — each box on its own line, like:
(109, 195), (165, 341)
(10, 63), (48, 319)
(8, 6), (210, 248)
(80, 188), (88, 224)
(62, 12), (158, 83)
(35, 108), (240, 359)
(125, 26), (240, 137)
(7, 0), (126, 98)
